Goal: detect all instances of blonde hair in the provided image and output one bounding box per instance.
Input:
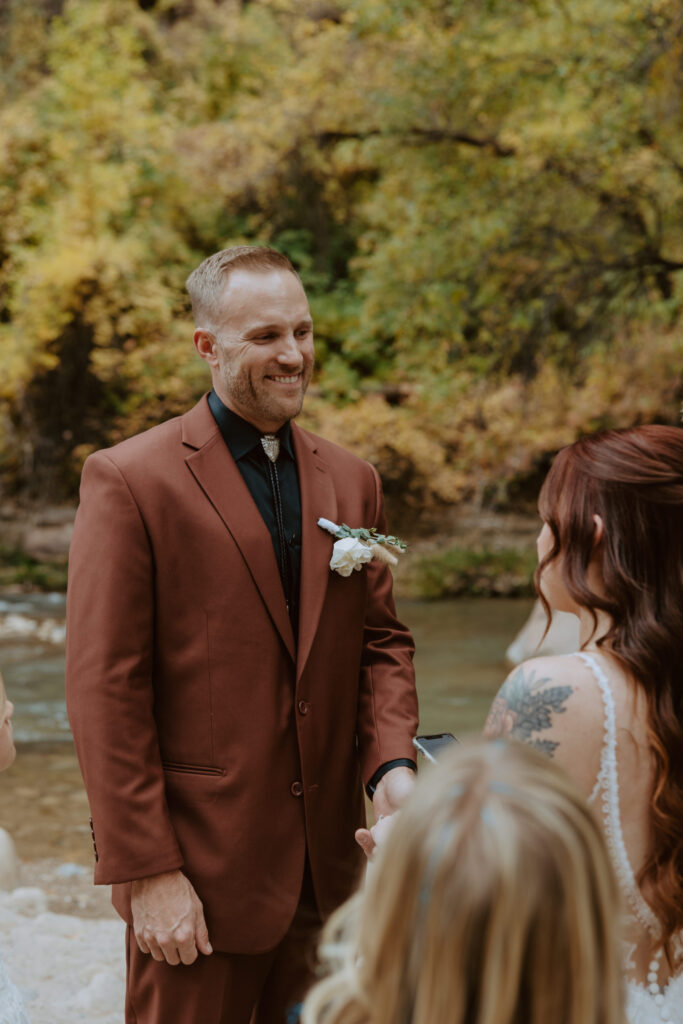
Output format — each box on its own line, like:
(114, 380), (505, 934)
(303, 740), (625, 1024)
(185, 245), (298, 329)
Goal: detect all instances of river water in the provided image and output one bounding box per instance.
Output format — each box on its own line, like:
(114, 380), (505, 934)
(0, 592), (533, 862)
(0, 592), (69, 743)
(0, 593), (533, 743)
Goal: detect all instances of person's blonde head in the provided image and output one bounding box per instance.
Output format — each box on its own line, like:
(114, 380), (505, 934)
(0, 670), (16, 771)
(303, 739), (624, 1024)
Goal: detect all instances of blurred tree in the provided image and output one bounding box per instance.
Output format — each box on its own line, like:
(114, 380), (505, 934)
(297, 0), (683, 382)
(0, 0), (203, 493)
(0, 0), (680, 515)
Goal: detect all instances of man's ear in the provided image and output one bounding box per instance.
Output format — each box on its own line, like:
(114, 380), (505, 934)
(592, 514), (605, 547)
(193, 328), (218, 367)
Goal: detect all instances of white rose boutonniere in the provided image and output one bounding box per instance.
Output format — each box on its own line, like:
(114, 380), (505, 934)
(328, 536), (374, 577)
(318, 518), (407, 577)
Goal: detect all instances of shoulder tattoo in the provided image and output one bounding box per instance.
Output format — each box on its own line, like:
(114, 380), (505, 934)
(484, 665), (573, 756)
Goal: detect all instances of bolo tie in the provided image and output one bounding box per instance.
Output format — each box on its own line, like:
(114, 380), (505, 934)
(260, 433), (291, 614)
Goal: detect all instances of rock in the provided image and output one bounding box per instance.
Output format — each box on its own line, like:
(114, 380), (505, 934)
(0, 828), (20, 890)
(0, 613), (66, 644)
(6, 887), (49, 915)
(55, 863), (88, 879)
(505, 599), (580, 666)
(0, 897), (125, 1024)
(72, 971), (124, 1011)
(0, 613), (37, 638)
(35, 618), (67, 644)
(20, 522), (73, 560)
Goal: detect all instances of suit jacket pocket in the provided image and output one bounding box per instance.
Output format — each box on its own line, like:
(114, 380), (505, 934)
(162, 761), (227, 809)
(162, 761), (224, 777)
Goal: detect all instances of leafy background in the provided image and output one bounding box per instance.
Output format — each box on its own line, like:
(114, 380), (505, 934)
(0, 0), (681, 535)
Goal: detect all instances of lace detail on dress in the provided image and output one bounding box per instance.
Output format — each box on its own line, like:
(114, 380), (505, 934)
(580, 653), (661, 941)
(580, 652), (683, 1021)
(627, 974), (683, 1024)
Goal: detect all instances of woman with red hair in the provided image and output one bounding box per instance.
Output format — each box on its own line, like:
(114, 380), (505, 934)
(485, 425), (683, 1023)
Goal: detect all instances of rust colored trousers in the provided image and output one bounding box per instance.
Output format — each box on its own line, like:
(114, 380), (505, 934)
(125, 866), (321, 1024)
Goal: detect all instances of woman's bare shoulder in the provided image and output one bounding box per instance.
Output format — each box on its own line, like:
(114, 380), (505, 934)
(483, 654), (606, 792)
(511, 652), (605, 689)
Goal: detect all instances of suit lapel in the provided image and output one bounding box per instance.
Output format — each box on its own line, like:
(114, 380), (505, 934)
(182, 398), (296, 661)
(293, 424), (337, 682)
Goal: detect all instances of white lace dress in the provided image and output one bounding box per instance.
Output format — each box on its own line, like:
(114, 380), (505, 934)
(581, 653), (683, 1024)
(0, 949), (29, 1024)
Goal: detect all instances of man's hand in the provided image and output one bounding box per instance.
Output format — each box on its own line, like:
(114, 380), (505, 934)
(371, 765), (416, 817)
(355, 765), (416, 860)
(355, 813), (396, 860)
(131, 869), (213, 965)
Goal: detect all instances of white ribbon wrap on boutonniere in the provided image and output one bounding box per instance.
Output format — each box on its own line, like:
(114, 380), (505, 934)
(317, 518), (407, 577)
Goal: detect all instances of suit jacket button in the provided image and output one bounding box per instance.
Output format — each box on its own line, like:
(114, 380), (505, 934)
(290, 781), (304, 797)
(297, 700), (309, 715)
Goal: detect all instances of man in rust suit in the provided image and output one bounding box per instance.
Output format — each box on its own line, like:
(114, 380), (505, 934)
(66, 246), (418, 1023)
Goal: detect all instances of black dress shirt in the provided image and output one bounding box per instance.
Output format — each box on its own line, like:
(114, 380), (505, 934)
(208, 390), (301, 633)
(208, 390), (414, 796)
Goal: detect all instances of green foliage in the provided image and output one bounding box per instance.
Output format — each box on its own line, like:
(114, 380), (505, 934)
(301, 326), (682, 531)
(0, 0), (680, 503)
(325, 521), (407, 551)
(402, 545), (537, 599)
(0, 547), (68, 592)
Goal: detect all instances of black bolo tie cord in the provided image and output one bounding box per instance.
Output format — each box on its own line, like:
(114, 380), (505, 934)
(265, 456), (290, 611)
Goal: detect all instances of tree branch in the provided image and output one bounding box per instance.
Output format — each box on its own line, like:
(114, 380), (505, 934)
(316, 127), (516, 157)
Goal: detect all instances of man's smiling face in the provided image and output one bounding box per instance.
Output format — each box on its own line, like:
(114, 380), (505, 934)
(203, 268), (314, 433)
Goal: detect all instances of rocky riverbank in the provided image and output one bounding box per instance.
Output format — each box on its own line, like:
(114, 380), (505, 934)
(0, 744), (124, 1022)
(0, 502), (540, 598)
(0, 880), (124, 1024)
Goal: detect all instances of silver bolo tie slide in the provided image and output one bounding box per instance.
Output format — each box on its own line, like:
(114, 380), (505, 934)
(260, 434), (280, 463)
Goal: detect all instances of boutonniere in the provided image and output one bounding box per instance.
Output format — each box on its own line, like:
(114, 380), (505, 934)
(318, 518), (407, 577)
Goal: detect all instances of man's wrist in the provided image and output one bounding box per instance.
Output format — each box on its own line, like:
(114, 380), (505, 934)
(366, 758), (416, 798)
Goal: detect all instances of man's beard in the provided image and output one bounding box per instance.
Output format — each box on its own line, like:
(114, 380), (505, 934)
(219, 365), (306, 425)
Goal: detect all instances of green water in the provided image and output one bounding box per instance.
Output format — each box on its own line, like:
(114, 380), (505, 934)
(0, 593), (533, 861)
(398, 598), (534, 737)
(0, 593), (533, 743)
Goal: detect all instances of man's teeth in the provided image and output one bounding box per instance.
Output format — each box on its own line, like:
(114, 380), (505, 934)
(270, 374), (300, 383)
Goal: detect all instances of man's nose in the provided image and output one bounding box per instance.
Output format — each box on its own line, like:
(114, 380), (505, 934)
(277, 331), (303, 364)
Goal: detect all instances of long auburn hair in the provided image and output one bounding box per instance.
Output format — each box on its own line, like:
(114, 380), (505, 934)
(535, 424), (683, 954)
(302, 740), (625, 1024)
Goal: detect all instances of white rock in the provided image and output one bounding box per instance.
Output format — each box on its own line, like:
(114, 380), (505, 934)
(0, 828), (20, 891)
(0, 613), (36, 637)
(33, 911), (85, 938)
(72, 971), (124, 1010)
(0, 908), (125, 1024)
(35, 619), (66, 644)
(55, 863), (87, 879)
(6, 887), (48, 915)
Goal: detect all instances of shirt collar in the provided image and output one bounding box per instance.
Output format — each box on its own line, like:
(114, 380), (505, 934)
(207, 390), (294, 462)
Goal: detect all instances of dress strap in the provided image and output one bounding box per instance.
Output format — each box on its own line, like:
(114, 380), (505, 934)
(578, 652), (661, 940)
(581, 649), (616, 807)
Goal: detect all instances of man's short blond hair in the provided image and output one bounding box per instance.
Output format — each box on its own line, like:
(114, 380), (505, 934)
(186, 246), (299, 330)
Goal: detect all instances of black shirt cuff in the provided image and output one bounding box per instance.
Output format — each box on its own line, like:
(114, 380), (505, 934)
(366, 758), (417, 799)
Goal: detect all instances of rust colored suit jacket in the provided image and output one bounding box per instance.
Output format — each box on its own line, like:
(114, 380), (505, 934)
(65, 395), (418, 954)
